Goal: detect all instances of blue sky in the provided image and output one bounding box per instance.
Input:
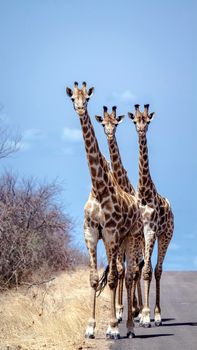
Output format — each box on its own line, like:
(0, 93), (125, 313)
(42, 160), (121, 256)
(0, 0), (196, 270)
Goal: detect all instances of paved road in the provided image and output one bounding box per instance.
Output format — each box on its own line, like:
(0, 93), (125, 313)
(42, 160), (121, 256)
(111, 272), (197, 350)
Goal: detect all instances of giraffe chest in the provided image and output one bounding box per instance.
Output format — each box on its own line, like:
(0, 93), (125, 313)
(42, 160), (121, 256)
(138, 195), (173, 236)
(102, 195), (139, 234)
(84, 194), (105, 227)
(85, 189), (141, 240)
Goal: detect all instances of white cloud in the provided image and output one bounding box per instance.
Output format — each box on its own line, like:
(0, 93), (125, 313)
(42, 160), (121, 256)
(17, 141), (31, 151)
(62, 127), (82, 142)
(111, 90), (136, 103)
(19, 128), (45, 151)
(168, 242), (181, 251)
(120, 90), (136, 102)
(23, 128), (44, 141)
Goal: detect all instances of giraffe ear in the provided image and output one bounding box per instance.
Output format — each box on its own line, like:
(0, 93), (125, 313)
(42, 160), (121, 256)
(149, 112), (155, 120)
(88, 87), (94, 97)
(116, 115), (125, 123)
(95, 115), (103, 123)
(128, 112), (135, 120)
(66, 87), (73, 97)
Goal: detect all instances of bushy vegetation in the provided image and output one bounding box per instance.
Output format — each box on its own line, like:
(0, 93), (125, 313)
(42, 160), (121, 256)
(0, 173), (87, 289)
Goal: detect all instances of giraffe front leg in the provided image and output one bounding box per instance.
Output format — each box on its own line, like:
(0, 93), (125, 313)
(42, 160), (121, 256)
(132, 283), (141, 318)
(84, 221), (99, 339)
(106, 287), (120, 340)
(85, 289), (97, 339)
(132, 232), (143, 318)
(137, 236), (145, 319)
(125, 271), (135, 338)
(154, 230), (173, 327)
(125, 236), (136, 339)
(105, 246), (120, 340)
(132, 233), (144, 318)
(140, 229), (156, 328)
(116, 247), (125, 322)
(116, 277), (124, 322)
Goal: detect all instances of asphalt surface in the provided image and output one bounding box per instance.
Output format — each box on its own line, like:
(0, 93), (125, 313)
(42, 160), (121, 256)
(111, 272), (197, 350)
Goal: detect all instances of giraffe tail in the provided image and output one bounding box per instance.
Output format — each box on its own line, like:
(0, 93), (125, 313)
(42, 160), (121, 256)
(96, 265), (109, 297)
(139, 259), (144, 271)
(96, 260), (144, 297)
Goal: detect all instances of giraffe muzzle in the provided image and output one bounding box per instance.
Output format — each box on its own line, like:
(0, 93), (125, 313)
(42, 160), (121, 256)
(77, 108), (85, 116)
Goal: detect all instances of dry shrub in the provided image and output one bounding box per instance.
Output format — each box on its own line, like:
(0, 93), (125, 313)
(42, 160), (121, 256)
(0, 115), (21, 159)
(0, 173), (86, 289)
(0, 269), (111, 350)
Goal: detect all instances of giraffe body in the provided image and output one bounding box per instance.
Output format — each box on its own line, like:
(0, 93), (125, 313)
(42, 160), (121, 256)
(66, 83), (143, 339)
(95, 106), (144, 321)
(128, 104), (174, 327)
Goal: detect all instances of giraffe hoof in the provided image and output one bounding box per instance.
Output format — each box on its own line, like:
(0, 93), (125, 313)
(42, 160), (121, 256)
(155, 320), (162, 327)
(118, 316), (122, 323)
(106, 332), (111, 339)
(139, 321), (143, 327)
(85, 334), (95, 339)
(106, 333), (120, 340)
(143, 322), (151, 328)
(111, 333), (120, 340)
(127, 331), (135, 339)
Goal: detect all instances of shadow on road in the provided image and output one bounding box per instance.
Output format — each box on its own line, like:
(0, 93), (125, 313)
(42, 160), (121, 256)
(119, 333), (174, 340)
(158, 318), (176, 322)
(135, 318), (197, 327)
(162, 322), (197, 327)
(135, 318), (176, 323)
(136, 333), (174, 339)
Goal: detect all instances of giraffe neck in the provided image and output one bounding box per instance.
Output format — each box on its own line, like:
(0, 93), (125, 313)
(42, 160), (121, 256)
(79, 111), (110, 197)
(138, 132), (156, 201)
(108, 136), (135, 195)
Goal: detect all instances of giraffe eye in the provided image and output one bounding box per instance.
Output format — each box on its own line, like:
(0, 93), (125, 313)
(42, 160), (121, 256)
(71, 98), (74, 102)
(86, 97), (90, 102)
(134, 121), (137, 124)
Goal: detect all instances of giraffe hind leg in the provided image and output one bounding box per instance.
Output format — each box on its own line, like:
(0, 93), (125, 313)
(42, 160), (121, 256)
(104, 239), (120, 340)
(140, 230), (156, 328)
(116, 276), (124, 322)
(154, 230), (173, 327)
(132, 255), (144, 318)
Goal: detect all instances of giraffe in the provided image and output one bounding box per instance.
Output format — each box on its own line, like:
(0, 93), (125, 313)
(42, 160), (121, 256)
(66, 82), (143, 339)
(95, 105), (144, 321)
(128, 104), (174, 327)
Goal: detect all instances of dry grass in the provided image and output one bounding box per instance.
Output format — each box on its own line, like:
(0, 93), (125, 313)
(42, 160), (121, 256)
(0, 268), (112, 350)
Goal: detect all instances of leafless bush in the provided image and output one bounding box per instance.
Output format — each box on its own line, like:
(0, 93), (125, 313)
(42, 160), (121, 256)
(0, 107), (21, 159)
(0, 173), (85, 289)
(0, 126), (21, 159)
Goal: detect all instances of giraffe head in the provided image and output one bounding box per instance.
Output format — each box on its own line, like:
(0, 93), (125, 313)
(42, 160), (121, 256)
(66, 82), (94, 117)
(128, 104), (155, 135)
(95, 106), (124, 140)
